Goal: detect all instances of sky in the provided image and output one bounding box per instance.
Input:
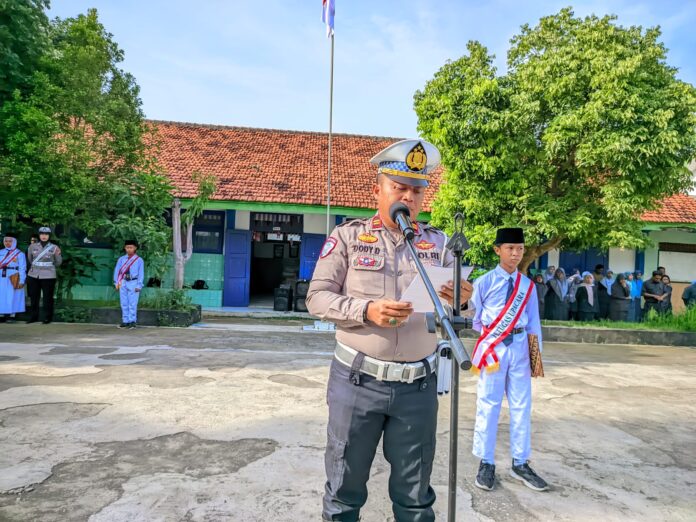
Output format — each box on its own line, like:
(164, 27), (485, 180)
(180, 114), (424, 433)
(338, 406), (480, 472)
(49, 1), (696, 138)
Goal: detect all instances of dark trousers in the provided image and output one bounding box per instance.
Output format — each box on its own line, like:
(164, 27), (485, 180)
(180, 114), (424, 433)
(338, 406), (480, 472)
(323, 358), (437, 522)
(27, 276), (56, 322)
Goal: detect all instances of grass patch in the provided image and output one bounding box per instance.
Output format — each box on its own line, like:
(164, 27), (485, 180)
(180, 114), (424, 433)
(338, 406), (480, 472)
(544, 307), (696, 332)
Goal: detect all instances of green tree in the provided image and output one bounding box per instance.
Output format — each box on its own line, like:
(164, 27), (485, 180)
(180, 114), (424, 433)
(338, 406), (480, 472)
(0, 8), (173, 282)
(414, 8), (696, 272)
(0, 0), (50, 103)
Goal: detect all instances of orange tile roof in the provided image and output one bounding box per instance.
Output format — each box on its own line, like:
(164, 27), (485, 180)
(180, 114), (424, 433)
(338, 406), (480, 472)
(641, 194), (696, 224)
(150, 120), (441, 212)
(150, 120), (696, 224)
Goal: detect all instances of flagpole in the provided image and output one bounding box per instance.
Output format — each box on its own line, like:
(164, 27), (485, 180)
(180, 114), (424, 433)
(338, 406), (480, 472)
(326, 32), (335, 237)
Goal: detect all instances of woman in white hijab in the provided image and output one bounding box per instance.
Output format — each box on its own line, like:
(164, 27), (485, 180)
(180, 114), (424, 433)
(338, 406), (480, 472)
(0, 234), (27, 322)
(574, 272), (599, 321)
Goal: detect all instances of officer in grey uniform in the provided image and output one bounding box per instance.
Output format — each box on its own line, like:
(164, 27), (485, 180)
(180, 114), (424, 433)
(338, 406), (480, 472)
(26, 226), (62, 324)
(307, 139), (473, 522)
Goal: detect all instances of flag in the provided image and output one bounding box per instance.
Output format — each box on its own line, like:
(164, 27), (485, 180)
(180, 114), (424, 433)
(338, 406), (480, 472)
(322, 0), (335, 37)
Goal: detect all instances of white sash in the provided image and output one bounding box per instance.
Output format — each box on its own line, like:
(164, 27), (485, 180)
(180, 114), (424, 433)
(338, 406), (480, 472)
(0, 249), (20, 268)
(116, 255), (140, 284)
(32, 243), (55, 265)
(470, 273), (534, 375)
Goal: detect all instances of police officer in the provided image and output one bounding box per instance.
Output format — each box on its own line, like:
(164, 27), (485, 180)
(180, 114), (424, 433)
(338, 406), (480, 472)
(26, 226), (62, 324)
(307, 139), (473, 522)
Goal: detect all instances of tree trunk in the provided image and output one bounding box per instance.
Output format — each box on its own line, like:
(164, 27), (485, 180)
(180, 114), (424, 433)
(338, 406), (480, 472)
(519, 236), (564, 275)
(172, 198), (195, 290)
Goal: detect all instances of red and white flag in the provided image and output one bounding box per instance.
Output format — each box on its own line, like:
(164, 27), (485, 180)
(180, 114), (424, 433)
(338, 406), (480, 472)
(322, 0), (335, 37)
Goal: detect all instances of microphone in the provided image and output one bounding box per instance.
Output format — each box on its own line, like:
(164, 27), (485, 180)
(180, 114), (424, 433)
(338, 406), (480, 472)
(389, 202), (415, 240)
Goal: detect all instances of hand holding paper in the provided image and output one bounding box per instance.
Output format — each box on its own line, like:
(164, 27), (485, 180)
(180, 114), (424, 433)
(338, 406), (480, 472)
(401, 266), (474, 313)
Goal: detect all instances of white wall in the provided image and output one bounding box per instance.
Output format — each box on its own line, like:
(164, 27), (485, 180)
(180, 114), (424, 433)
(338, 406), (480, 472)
(608, 248), (636, 274)
(546, 249), (560, 268)
(304, 213), (332, 235)
(235, 211), (250, 230)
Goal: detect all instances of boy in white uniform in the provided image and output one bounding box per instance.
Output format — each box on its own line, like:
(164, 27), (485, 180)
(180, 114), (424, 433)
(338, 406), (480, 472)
(470, 227), (548, 492)
(113, 240), (144, 329)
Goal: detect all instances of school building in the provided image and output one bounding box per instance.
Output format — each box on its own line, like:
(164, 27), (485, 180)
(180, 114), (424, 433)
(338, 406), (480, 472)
(72, 120), (696, 310)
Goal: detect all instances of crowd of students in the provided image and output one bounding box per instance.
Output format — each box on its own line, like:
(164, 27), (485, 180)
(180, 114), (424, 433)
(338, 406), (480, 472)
(532, 264), (696, 322)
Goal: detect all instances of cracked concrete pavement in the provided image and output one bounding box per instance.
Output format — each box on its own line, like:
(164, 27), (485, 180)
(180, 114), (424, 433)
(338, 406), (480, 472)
(0, 321), (695, 521)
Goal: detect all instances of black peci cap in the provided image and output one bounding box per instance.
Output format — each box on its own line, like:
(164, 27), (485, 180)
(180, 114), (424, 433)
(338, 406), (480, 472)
(494, 227), (525, 245)
(124, 240), (139, 248)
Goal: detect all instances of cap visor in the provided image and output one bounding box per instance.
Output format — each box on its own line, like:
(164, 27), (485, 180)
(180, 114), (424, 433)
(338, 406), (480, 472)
(385, 174), (429, 187)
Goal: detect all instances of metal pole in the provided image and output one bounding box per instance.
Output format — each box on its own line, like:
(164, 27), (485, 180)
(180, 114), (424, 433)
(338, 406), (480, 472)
(448, 258), (462, 522)
(326, 33), (335, 237)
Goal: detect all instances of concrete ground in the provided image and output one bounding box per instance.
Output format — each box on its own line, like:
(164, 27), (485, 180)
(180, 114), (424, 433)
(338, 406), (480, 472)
(0, 321), (694, 522)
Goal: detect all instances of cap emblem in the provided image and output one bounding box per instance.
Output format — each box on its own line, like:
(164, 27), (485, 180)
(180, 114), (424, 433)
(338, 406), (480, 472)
(405, 143), (427, 172)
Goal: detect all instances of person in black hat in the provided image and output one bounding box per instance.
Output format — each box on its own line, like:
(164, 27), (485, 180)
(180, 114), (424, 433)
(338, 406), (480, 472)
(113, 240), (144, 329)
(469, 227), (548, 492)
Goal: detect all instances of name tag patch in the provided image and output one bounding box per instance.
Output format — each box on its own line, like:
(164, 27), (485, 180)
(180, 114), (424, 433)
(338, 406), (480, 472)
(351, 243), (381, 255)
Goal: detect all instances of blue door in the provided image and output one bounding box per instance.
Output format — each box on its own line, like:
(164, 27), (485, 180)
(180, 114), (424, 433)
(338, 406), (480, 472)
(299, 233), (327, 280)
(559, 248), (608, 275)
(223, 230), (251, 306)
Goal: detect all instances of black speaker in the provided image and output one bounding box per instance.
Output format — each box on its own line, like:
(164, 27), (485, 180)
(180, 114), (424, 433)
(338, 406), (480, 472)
(273, 287), (293, 311)
(295, 279), (310, 298)
(294, 296), (308, 313)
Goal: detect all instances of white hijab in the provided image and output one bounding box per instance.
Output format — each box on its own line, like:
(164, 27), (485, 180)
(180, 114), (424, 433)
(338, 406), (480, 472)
(580, 271), (595, 306)
(3, 237), (17, 251)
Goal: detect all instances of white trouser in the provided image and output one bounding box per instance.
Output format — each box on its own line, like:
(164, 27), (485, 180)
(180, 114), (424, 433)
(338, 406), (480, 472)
(119, 281), (140, 323)
(472, 333), (532, 464)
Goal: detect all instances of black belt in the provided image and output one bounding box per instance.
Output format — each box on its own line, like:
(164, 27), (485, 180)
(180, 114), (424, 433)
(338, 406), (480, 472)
(485, 326), (525, 335)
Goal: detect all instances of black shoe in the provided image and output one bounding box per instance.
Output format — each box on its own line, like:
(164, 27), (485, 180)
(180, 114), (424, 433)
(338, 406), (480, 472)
(0, 317), (7, 323)
(510, 461), (549, 491)
(118, 322), (128, 328)
(475, 461), (496, 491)
(42, 320), (52, 324)
(128, 323), (136, 329)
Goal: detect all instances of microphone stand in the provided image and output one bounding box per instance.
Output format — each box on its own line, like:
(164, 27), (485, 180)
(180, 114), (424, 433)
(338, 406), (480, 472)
(396, 210), (471, 521)
(443, 214), (470, 522)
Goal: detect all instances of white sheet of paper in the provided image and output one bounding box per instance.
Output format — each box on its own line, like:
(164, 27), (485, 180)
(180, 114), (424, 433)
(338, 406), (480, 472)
(401, 265), (474, 313)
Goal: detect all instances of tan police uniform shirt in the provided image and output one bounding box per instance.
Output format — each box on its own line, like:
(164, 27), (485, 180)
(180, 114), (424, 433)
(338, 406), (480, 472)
(27, 242), (62, 279)
(306, 214), (454, 362)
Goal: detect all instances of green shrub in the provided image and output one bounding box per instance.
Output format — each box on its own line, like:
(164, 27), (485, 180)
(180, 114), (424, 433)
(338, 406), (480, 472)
(139, 289), (196, 312)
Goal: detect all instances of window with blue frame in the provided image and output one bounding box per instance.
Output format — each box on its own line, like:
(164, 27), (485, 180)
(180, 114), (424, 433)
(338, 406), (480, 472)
(192, 211), (225, 253)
